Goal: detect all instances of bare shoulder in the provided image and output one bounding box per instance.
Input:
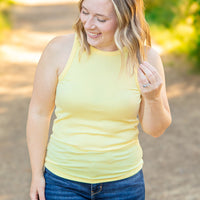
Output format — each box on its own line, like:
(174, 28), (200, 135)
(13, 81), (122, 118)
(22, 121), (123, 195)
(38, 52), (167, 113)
(144, 45), (165, 76)
(144, 46), (162, 67)
(44, 33), (75, 56)
(30, 34), (76, 115)
(39, 33), (75, 75)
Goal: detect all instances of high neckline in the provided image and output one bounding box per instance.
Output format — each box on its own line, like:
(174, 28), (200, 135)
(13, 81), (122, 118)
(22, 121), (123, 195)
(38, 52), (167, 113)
(90, 45), (121, 56)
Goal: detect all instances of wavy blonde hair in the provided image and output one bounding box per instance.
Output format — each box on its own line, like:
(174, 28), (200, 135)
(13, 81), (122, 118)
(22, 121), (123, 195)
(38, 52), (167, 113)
(73, 0), (151, 77)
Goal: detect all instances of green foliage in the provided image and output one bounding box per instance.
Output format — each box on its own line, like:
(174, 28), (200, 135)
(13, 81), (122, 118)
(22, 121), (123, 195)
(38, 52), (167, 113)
(0, 0), (14, 42)
(144, 0), (200, 72)
(144, 0), (180, 28)
(0, 0), (15, 10)
(187, 0), (200, 71)
(0, 9), (10, 29)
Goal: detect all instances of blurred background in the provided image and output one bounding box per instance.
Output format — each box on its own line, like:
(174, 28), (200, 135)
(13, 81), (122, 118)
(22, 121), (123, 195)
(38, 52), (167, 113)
(0, 0), (199, 199)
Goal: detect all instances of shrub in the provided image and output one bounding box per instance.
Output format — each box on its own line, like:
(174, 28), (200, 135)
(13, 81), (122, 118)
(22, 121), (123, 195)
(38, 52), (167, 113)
(144, 0), (200, 72)
(0, 0), (14, 42)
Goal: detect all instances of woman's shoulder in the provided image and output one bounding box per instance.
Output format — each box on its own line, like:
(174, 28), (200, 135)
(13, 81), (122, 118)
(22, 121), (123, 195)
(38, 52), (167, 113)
(144, 45), (161, 61)
(45, 33), (75, 54)
(144, 45), (163, 72)
(35, 33), (76, 81)
(39, 33), (76, 76)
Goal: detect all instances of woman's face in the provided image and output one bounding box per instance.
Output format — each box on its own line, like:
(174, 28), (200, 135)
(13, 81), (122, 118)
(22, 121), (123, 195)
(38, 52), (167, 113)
(80, 0), (118, 51)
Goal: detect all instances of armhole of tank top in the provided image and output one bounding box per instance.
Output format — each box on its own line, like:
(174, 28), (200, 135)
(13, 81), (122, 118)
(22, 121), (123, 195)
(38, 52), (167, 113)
(58, 34), (78, 82)
(134, 66), (141, 94)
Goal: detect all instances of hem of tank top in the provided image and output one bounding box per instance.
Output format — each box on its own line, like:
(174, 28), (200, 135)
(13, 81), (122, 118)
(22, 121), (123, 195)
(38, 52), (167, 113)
(58, 33), (78, 82)
(44, 160), (143, 184)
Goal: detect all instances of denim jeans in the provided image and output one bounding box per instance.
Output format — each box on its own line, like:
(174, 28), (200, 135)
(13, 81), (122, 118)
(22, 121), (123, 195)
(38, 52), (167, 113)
(44, 167), (145, 200)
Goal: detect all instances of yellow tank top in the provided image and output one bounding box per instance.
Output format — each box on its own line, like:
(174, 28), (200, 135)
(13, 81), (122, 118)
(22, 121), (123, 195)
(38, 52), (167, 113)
(44, 33), (143, 183)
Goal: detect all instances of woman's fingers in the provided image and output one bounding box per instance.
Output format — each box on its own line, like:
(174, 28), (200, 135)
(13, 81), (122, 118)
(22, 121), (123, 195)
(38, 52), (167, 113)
(30, 187), (45, 200)
(137, 67), (150, 88)
(30, 175), (46, 200)
(30, 190), (38, 200)
(139, 63), (156, 84)
(38, 187), (46, 200)
(137, 61), (163, 100)
(38, 177), (46, 200)
(143, 61), (162, 82)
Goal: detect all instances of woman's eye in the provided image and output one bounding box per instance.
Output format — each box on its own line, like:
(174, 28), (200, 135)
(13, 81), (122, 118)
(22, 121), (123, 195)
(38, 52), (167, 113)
(82, 10), (89, 15)
(97, 19), (106, 23)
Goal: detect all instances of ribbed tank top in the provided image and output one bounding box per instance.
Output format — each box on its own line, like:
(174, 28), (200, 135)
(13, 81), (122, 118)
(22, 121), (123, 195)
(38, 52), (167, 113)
(44, 33), (143, 183)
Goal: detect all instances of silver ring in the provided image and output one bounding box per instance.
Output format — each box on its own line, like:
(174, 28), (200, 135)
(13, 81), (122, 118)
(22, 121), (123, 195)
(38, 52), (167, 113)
(142, 83), (151, 88)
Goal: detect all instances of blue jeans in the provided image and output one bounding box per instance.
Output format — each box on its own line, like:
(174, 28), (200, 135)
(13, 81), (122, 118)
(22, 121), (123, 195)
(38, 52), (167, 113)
(44, 167), (145, 200)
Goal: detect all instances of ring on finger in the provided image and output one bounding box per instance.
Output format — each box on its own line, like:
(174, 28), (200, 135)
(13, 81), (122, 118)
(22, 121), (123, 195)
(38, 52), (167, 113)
(142, 83), (151, 88)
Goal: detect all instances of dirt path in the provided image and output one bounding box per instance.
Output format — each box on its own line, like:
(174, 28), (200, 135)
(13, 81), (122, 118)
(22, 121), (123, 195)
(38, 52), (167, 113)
(0, 2), (199, 200)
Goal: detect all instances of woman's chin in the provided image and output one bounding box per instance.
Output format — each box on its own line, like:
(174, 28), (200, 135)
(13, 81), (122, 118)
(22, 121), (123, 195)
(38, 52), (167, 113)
(87, 40), (99, 48)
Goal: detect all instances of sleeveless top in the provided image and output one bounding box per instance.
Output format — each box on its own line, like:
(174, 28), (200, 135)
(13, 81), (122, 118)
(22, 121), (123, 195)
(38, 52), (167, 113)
(44, 33), (143, 183)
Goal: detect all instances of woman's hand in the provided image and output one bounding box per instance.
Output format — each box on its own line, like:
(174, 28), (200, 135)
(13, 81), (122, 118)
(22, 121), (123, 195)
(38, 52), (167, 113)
(137, 51), (172, 137)
(137, 61), (163, 101)
(30, 174), (46, 200)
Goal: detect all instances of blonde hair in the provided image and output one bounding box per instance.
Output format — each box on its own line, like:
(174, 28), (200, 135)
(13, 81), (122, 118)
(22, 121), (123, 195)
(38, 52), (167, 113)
(73, 0), (151, 77)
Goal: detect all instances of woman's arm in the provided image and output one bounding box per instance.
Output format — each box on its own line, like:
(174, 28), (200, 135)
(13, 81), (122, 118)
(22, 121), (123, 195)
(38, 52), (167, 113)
(138, 47), (172, 137)
(26, 35), (71, 200)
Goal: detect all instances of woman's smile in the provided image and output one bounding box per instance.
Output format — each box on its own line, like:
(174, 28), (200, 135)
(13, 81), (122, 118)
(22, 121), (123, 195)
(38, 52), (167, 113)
(86, 31), (102, 39)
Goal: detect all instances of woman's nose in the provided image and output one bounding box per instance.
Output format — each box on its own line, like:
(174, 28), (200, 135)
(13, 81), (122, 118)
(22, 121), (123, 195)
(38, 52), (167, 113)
(84, 17), (96, 30)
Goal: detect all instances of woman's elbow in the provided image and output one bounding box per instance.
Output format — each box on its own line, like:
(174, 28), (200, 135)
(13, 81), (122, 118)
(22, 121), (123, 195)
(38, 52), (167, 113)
(144, 116), (172, 138)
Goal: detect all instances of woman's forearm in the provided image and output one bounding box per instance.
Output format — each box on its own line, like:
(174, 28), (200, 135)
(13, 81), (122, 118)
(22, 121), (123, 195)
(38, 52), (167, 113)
(26, 112), (51, 177)
(141, 96), (172, 137)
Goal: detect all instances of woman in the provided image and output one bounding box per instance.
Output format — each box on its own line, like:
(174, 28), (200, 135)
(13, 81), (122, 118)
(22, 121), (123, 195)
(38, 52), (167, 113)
(26, 0), (172, 199)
